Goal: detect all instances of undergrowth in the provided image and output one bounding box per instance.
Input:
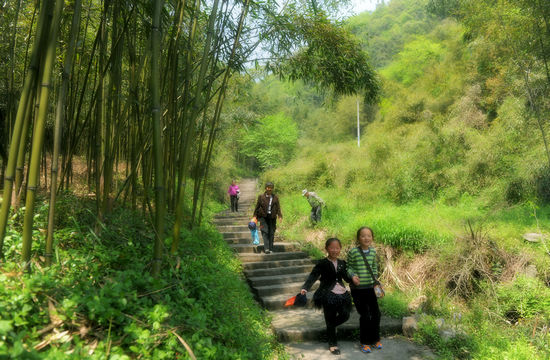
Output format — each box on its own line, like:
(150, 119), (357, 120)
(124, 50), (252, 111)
(263, 160), (550, 359)
(0, 194), (282, 359)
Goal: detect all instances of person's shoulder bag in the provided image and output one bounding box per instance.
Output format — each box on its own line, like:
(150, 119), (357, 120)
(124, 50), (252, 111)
(358, 247), (385, 298)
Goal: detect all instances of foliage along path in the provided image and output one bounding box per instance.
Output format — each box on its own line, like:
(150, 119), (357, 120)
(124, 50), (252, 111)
(213, 179), (436, 359)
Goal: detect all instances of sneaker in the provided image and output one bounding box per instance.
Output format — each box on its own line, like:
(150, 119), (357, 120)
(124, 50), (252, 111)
(265, 250), (271, 254)
(360, 345), (371, 353)
(375, 341), (382, 349)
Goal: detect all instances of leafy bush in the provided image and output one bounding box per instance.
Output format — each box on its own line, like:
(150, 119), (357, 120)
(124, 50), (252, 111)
(493, 276), (550, 324)
(307, 161), (335, 188)
(381, 36), (445, 86)
(505, 178), (526, 204)
(534, 166), (550, 204)
(371, 219), (442, 253)
(414, 316), (477, 360)
(239, 112), (299, 170)
(378, 290), (409, 318)
(0, 202), (281, 359)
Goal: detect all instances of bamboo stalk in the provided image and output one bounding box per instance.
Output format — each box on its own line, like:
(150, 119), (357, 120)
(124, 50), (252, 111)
(0, 0), (53, 258)
(46, 0), (83, 267)
(171, 0), (220, 254)
(151, 0), (166, 276)
(21, 0), (64, 270)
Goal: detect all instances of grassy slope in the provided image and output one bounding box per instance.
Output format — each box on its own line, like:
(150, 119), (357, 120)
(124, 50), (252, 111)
(255, 1), (550, 358)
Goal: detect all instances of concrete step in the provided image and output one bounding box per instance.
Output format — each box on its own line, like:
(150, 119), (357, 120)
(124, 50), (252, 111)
(230, 243), (299, 254)
(238, 251), (309, 263)
(214, 212), (251, 219)
(225, 237), (252, 245)
(213, 217), (251, 226)
(242, 258), (315, 270)
(244, 264), (314, 278)
(216, 224), (250, 232)
(223, 231), (251, 240)
(255, 281), (319, 297)
(271, 309), (402, 343)
(248, 272), (310, 287)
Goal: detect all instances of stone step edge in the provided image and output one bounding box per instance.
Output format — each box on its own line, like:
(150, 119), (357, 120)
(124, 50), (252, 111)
(273, 317), (403, 343)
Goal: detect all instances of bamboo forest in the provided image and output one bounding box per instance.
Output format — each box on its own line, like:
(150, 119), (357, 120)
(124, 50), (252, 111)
(0, 0), (549, 358)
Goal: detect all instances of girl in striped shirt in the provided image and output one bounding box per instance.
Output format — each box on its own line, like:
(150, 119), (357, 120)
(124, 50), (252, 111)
(347, 226), (382, 353)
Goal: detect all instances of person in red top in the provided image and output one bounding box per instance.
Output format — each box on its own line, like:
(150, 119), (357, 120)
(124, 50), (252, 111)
(227, 180), (240, 212)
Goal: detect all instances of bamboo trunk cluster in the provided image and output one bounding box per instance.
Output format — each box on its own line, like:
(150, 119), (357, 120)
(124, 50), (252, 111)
(0, 0), (253, 275)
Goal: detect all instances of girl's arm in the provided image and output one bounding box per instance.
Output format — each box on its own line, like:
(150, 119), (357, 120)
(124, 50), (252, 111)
(347, 249), (361, 286)
(301, 262), (322, 293)
(340, 261), (352, 284)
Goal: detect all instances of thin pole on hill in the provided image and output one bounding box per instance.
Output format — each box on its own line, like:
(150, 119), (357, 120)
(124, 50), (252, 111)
(46, 0), (83, 267)
(21, 0), (64, 270)
(0, 0), (52, 259)
(357, 98), (360, 147)
(151, 0), (166, 276)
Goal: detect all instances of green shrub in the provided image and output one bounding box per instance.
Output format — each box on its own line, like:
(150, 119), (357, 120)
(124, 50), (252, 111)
(505, 178), (527, 204)
(0, 203), (280, 359)
(414, 316), (477, 360)
(493, 276), (550, 324)
(534, 166), (550, 204)
(307, 161), (335, 188)
(371, 219), (442, 253)
(378, 290), (409, 318)
(239, 112), (299, 171)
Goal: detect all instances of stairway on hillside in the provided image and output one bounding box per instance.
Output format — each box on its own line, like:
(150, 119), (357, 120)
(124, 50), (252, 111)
(213, 179), (402, 344)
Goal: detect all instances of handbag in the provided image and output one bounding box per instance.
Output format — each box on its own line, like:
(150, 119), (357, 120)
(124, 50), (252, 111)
(358, 247), (385, 298)
(284, 293), (307, 307)
(249, 217), (260, 245)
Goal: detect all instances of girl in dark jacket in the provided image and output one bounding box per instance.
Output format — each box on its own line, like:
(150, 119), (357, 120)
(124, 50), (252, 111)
(300, 238), (352, 355)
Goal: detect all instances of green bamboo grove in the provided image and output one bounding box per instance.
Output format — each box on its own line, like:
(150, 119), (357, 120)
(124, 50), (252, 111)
(0, 0), (378, 274)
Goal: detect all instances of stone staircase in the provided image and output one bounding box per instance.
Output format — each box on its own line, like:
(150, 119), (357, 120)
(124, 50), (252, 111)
(213, 178), (402, 344)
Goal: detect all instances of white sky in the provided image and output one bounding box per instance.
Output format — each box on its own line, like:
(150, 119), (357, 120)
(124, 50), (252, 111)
(350, 0), (379, 15)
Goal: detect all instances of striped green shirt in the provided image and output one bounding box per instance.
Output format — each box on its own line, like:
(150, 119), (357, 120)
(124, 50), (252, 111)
(347, 246), (378, 289)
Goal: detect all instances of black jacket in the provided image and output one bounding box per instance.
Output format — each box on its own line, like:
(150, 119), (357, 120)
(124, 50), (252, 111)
(301, 258), (351, 308)
(253, 192), (282, 219)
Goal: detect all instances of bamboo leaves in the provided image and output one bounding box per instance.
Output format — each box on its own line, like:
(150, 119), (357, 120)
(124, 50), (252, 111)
(0, 0), (379, 274)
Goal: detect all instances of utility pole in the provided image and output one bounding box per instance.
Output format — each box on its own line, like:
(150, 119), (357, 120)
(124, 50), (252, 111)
(357, 98), (360, 147)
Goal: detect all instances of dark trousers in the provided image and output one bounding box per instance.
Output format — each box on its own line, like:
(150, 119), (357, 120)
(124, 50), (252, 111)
(351, 288), (381, 345)
(259, 217), (276, 252)
(323, 300), (351, 346)
(230, 195), (238, 212)
(311, 206), (322, 223)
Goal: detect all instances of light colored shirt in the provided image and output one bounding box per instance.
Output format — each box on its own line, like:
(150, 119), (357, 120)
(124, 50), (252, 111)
(307, 192), (325, 208)
(267, 194), (273, 214)
(330, 259), (347, 294)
